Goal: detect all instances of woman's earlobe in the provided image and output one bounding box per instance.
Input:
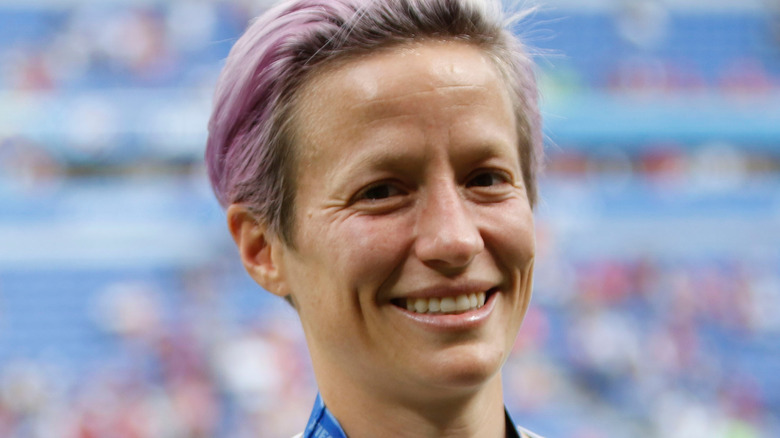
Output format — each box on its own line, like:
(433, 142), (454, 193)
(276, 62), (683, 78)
(226, 204), (289, 298)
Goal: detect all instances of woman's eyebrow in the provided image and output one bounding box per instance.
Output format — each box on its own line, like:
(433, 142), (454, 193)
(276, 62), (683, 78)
(339, 146), (426, 176)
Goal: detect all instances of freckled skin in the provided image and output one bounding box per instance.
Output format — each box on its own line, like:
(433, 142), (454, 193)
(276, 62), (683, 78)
(273, 41), (535, 436)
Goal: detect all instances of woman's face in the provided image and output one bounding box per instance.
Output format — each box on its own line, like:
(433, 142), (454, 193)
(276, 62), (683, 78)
(277, 41), (535, 400)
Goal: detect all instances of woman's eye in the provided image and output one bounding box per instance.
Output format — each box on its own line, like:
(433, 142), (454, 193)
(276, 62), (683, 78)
(467, 171), (507, 188)
(357, 183), (403, 201)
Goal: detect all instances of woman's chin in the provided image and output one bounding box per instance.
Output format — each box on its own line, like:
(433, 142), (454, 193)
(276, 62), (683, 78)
(410, 346), (507, 394)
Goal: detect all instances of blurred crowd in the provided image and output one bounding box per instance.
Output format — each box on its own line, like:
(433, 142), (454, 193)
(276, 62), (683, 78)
(0, 264), (315, 438)
(1, 1), (272, 91)
(1, 1), (779, 437)
(2, 0), (778, 93)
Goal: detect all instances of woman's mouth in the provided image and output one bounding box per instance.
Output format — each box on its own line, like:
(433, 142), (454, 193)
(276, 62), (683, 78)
(391, 288), (499, 315)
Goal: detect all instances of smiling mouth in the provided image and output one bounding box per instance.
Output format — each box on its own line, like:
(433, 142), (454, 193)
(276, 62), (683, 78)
(391, 288), (499, 315)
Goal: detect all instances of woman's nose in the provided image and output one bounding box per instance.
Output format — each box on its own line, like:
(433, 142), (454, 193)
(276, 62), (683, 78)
(413, 182), (484, 271)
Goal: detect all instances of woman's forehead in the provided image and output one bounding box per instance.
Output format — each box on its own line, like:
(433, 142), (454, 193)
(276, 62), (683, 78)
(309, 41), (502, 104)
(292, 40), (514, 151)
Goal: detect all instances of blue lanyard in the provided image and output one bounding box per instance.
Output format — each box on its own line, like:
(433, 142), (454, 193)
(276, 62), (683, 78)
(303, 393), (523, 438)
(303, 394), (347, 438)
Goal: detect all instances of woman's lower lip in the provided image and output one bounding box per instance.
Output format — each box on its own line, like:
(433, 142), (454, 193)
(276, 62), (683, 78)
(390, 291), (498, 331)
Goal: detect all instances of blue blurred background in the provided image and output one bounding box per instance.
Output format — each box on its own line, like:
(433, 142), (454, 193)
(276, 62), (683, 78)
(0, 0), (779, 437)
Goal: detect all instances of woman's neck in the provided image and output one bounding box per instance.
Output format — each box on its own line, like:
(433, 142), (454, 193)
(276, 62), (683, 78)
(319, 373), (507, 438)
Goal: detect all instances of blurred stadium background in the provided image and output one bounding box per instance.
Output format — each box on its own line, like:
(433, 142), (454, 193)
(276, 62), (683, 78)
(0, 0), (779, 436)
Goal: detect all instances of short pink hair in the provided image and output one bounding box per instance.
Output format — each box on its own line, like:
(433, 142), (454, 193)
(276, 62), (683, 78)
(205, 0), (542, 244)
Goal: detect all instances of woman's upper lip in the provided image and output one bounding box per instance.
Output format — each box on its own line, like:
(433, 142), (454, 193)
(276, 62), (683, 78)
(390, 280), (497, 301)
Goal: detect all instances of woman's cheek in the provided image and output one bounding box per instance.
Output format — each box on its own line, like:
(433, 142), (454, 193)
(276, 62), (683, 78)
(344, 217), (410, 277)
(483, 206), (535, 266)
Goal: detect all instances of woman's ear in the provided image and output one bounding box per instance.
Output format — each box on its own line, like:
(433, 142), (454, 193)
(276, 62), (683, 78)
(226, 204), (289, 298)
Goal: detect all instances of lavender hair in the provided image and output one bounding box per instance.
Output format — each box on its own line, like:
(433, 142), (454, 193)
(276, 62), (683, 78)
(205, 0), (542, 245)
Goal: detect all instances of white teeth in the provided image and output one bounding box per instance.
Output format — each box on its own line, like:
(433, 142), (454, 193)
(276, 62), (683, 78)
(456, 295), (471, 311)
(428, 297), (440, 313)
(440, 297), (456, 313)
(414, 299), (428, 314)
(404, 292), (489, 315)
